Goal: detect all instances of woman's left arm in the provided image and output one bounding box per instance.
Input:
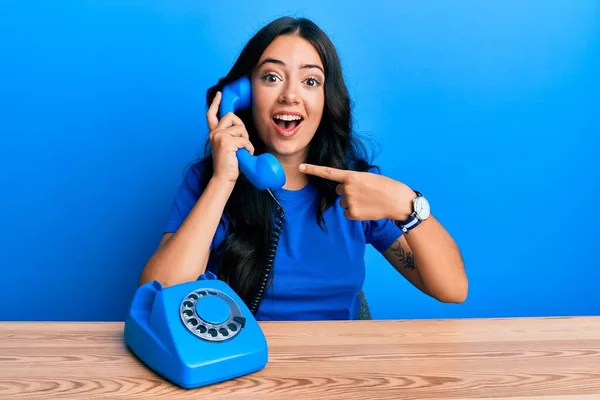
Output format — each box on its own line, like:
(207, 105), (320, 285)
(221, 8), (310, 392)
(299, 163), (468, 303)
(383, 216), (467, 303)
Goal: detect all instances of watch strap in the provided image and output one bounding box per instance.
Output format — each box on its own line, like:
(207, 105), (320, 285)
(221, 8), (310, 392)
(394, 214), (422, 234)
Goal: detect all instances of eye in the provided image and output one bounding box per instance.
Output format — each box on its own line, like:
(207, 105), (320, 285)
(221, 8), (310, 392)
(304, 77), (322, 87)
(261, 72), (281, 83)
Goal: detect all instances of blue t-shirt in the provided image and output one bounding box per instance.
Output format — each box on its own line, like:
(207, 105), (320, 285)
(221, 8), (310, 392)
(164, 160), (402, 321)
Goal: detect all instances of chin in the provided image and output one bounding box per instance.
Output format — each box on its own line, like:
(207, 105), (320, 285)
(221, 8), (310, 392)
(265, 139), (307, 157)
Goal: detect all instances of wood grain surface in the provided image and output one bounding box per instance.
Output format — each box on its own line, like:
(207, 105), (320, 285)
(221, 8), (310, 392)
(0, 317), (599, 399)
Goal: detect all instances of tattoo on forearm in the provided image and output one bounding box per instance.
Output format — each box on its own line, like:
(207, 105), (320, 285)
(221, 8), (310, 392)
(390, 241), (416, 270)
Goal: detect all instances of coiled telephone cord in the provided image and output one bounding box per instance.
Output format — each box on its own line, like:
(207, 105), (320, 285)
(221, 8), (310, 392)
(248, 188), (285, 315)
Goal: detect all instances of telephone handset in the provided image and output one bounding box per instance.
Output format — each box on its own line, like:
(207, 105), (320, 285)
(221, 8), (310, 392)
(218, 76), (286, 190)
(123, 271), (269, 389)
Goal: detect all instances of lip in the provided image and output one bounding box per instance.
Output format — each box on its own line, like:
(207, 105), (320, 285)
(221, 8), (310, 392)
(271, 118), (303, 138)
(272, 110), (305, 119)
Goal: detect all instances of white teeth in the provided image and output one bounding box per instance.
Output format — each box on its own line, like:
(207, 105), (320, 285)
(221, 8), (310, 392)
(274, 114), (302, 121)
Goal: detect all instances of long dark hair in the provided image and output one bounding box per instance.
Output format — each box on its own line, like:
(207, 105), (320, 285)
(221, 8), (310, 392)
(193, 16), (376, 308)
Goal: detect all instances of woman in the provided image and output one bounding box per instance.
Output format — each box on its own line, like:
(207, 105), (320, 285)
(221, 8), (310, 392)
(139, 16), (467, 321)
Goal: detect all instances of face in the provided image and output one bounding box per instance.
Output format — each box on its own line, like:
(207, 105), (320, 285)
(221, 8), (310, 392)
(251, 34), (325, 160)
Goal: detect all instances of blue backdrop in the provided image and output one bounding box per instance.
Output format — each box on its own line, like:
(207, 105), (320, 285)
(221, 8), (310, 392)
(1, 1), (598, 321)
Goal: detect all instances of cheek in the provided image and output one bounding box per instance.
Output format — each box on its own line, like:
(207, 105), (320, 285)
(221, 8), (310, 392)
(307, 95), (325, 124)
(251, 106), (265, 127)
(251, 87), (272, 121)
(251, 106), (272, 142)
(251, 98), (266, 121)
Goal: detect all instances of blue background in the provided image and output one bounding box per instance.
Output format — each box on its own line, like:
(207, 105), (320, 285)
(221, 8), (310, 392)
(1, 1), (598, 321)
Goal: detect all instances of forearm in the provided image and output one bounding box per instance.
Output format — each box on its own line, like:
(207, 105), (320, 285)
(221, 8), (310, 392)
(140, 177), (234, 287)
(404, 215), (467, 302)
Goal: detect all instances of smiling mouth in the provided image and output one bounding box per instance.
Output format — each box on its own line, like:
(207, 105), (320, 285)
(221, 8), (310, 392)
(272, 116), (304, 136)
(273, 117), (303, 130)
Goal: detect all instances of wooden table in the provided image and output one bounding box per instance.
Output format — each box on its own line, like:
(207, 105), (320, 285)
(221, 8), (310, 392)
(1, 317), (599, 399)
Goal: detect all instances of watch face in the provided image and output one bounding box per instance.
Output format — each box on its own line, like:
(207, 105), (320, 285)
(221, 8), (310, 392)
(414, 197), (430, 220)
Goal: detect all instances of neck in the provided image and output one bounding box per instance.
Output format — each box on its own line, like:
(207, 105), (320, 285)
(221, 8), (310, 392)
(275, 152), (309, 191)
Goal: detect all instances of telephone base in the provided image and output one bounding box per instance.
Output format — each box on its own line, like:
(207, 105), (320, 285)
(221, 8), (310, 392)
(123, 276), (268, 389)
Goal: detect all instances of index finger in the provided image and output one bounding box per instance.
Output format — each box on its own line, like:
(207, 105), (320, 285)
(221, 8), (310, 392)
(206, 91), (222, 131)
(299, 164), (350, 182)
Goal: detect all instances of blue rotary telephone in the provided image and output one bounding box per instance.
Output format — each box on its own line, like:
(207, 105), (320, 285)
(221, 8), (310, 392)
(123, 76), (287, 389)
(123, 273), (268, 389)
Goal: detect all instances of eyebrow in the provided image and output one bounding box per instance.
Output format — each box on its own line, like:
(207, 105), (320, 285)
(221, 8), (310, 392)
(257, 57), (324, 74)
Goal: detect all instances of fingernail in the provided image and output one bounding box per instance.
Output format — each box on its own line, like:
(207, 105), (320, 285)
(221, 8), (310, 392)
(299, 164), (306, 171)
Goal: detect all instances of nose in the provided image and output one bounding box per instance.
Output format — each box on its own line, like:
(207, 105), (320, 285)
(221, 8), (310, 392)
(278, 81), (300, 105)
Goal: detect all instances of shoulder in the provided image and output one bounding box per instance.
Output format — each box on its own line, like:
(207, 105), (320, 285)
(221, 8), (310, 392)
(177, 155), (217, 206)
(180, 157), (213, 197)
(163, 156), (213, 234)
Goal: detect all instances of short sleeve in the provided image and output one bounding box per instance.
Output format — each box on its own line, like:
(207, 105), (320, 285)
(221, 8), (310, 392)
(363, 218), (402, 253)
(164, 161), (206, 234)
(361, 165), (403, 253)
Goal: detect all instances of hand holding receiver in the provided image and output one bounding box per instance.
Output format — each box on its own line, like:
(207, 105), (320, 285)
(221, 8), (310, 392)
(218, 76), (286, 190)
(123, 272), (268, 389)
(207, 93), (255, 185)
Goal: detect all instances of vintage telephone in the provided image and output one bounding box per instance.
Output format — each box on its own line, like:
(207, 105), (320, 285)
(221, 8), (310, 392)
(123, 272), (268, 389)
(123, 76), (287, 389)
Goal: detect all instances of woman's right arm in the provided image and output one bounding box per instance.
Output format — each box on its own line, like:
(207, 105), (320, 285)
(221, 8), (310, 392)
(139, 90), (254, 287)
(138, 176), (234, 287)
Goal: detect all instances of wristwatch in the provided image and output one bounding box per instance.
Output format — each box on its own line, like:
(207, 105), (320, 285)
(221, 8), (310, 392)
(394, 191), (430, 234)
